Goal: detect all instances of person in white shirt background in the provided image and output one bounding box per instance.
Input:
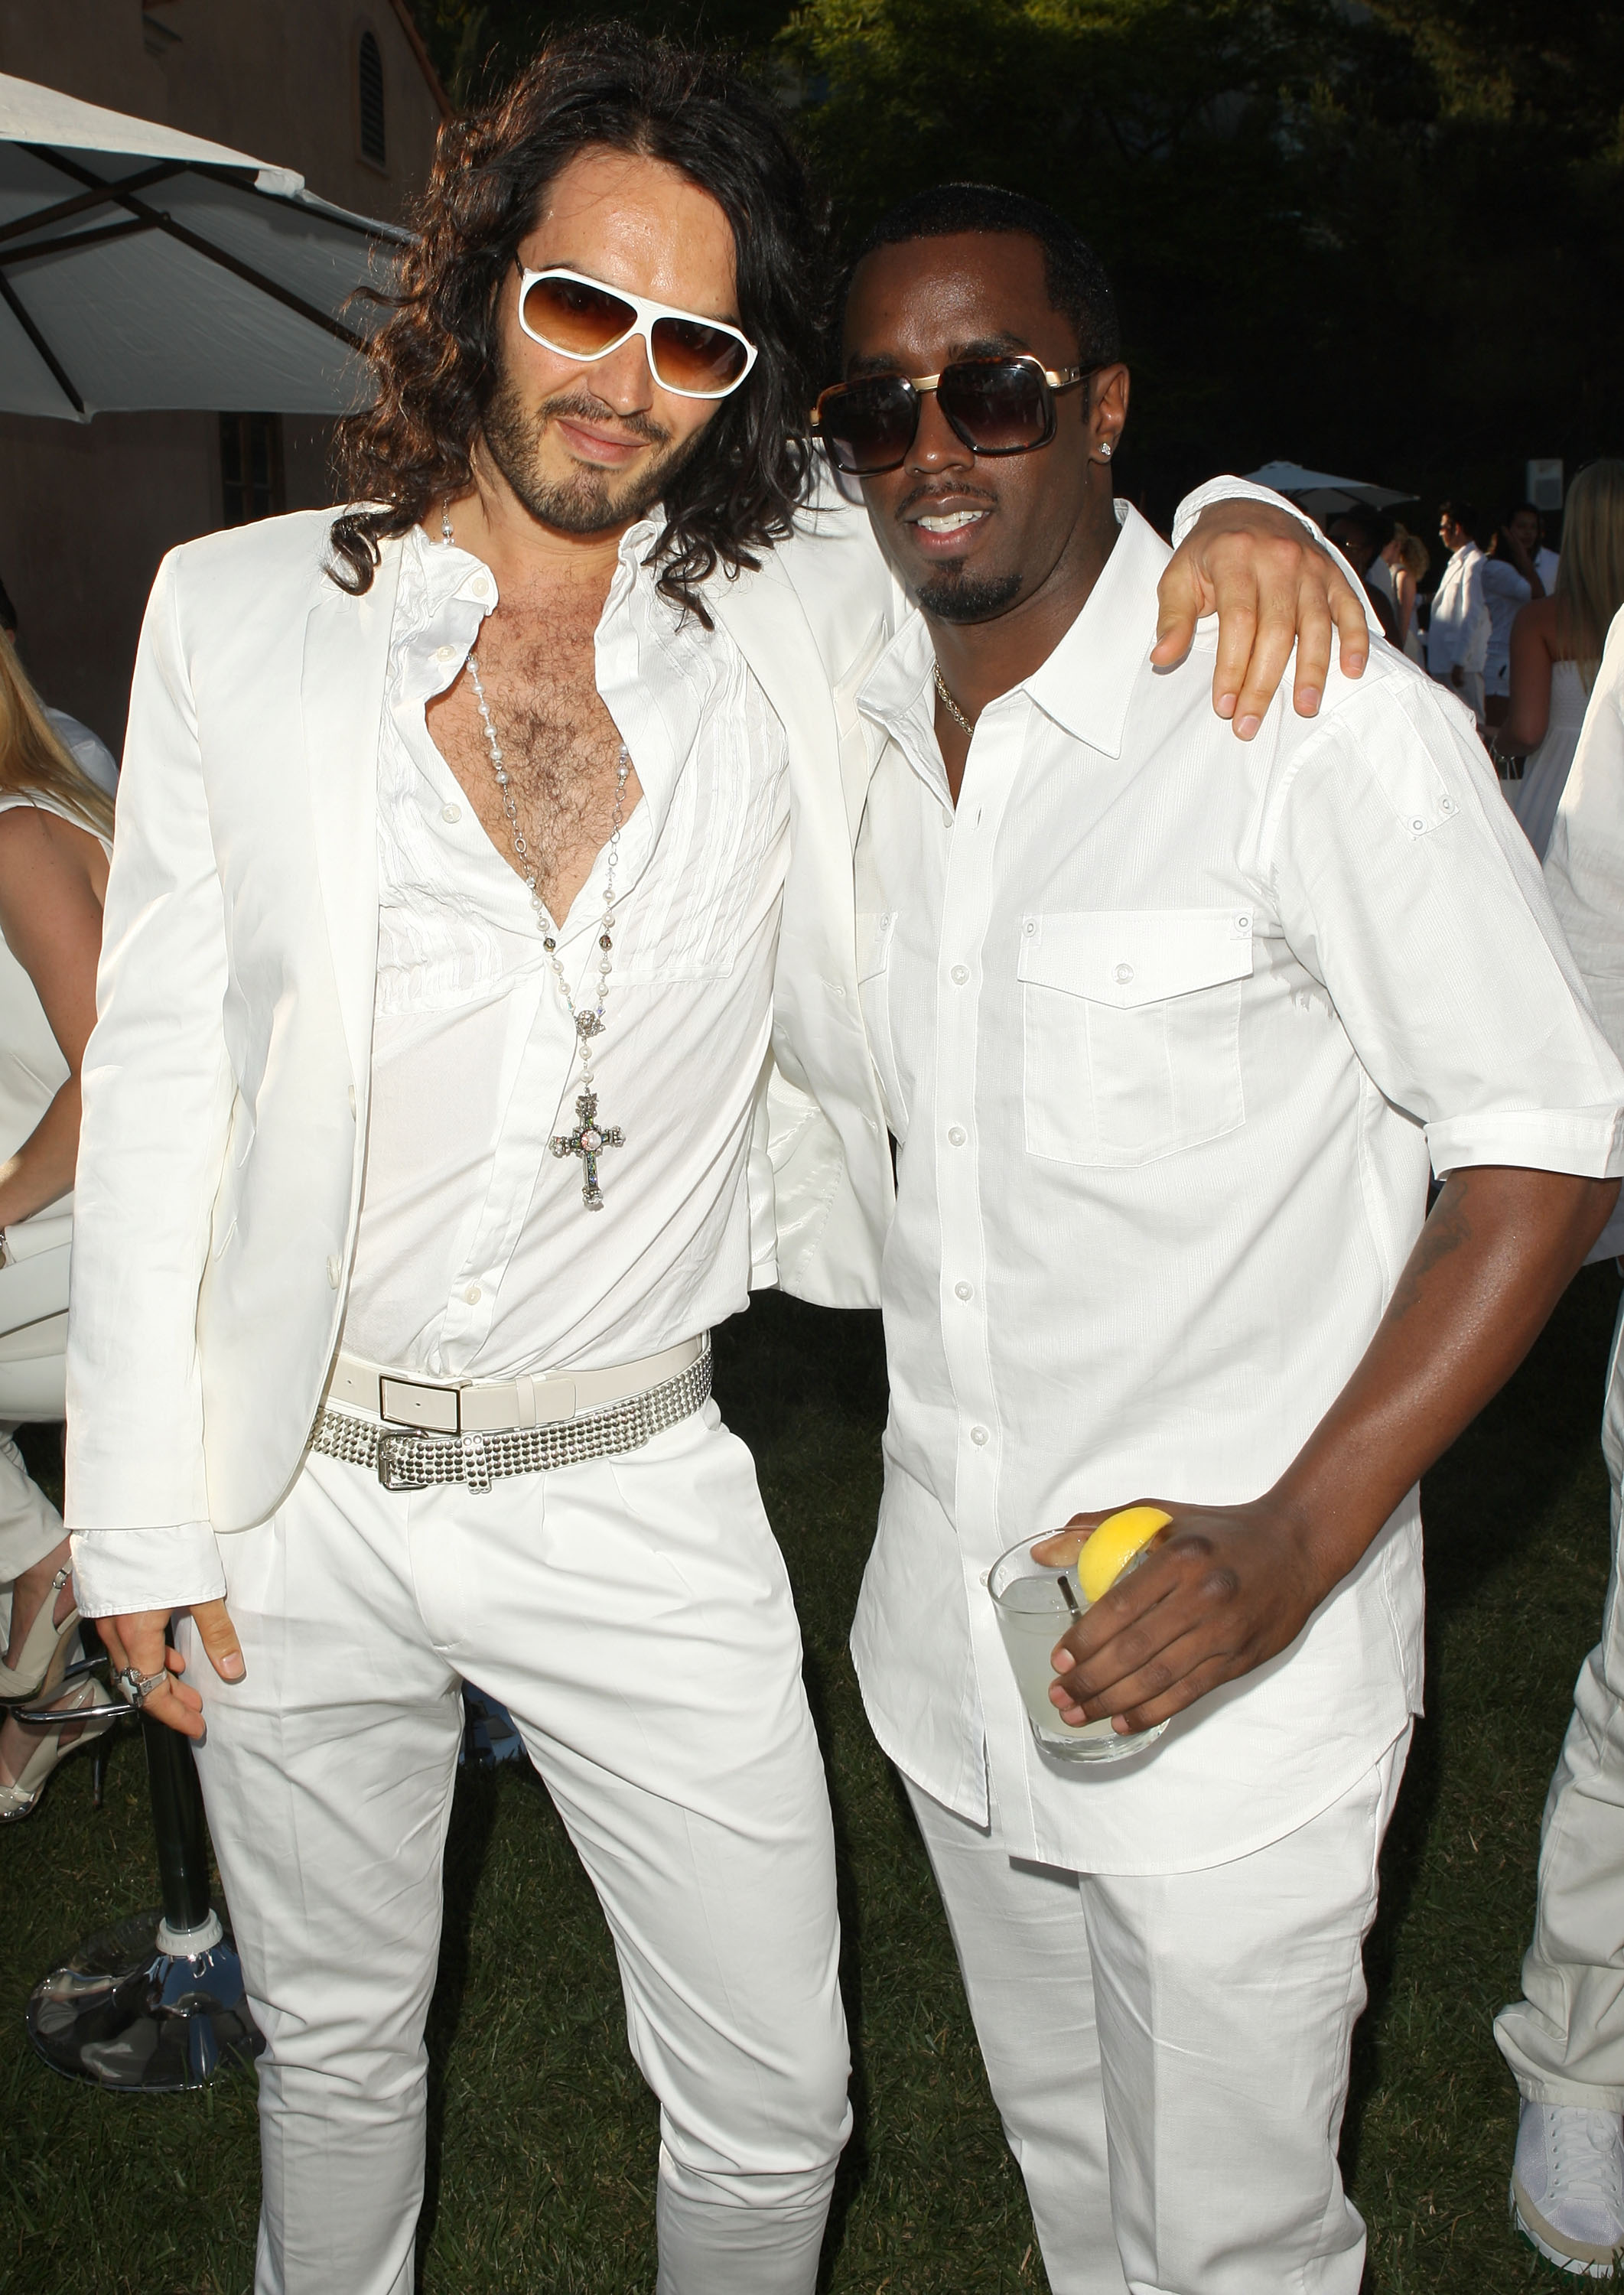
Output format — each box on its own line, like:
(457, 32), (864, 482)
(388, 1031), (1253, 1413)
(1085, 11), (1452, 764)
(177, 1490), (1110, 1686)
(61, 29), (1363, 2295)
(1512, 500), (1563, 599)
(1482, 516), (1543, 728)
(825, 181), (1624, 2295)
(1428, 497), (1492, 721)
(1498, 602), (1624, 2279)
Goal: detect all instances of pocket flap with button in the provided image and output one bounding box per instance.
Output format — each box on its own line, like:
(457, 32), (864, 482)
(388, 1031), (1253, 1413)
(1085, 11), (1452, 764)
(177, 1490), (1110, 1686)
(1018, 908), (1254, 1009)
(856, 910), (897, 981)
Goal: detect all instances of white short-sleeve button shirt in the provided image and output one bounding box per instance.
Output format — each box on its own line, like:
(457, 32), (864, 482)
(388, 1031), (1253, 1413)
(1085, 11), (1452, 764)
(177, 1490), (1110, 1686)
(851, 504), (1624, 1877)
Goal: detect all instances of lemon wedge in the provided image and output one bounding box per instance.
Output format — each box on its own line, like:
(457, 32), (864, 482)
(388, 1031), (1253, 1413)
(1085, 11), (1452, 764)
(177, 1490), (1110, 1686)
(1074, 1506), (1172, 1606)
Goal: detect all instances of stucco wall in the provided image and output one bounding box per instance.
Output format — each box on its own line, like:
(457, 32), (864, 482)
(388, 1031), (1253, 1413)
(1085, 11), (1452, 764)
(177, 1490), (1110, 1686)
(0, 0), (443, 749)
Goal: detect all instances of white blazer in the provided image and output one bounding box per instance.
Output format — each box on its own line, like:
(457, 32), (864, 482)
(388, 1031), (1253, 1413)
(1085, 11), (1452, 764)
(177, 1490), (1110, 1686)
(66, 497), (897, 1548)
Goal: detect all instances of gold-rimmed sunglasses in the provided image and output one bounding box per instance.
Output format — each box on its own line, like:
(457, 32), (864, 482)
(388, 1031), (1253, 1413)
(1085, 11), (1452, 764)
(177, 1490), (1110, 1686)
(811, 354), (1095, 475)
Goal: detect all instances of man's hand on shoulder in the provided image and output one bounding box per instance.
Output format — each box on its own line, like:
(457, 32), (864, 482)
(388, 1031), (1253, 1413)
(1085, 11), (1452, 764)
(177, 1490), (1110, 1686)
(96, 1599), (245, 1740)
(1153, 498), (1371, 741)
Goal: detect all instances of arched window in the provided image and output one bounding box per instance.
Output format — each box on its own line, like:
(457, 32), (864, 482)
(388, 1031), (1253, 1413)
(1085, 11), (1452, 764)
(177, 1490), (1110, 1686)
(357, 28), (387, 168)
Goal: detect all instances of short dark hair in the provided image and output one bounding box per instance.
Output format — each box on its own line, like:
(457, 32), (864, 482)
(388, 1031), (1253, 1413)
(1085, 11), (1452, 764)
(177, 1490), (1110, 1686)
(1440, 499), (1480, 540)
(1330, 503), (1392, 555)
(330, 23), (828, 620)
(0, 575), (15, 637)
(847, 182), (1121, 369)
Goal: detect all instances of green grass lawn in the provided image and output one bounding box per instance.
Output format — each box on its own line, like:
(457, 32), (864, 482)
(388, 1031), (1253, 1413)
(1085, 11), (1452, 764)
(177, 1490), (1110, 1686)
(3, 1267), (1621, 2293)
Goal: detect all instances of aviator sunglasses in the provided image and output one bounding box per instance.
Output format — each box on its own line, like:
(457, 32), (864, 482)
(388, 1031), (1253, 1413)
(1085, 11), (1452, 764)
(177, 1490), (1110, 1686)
(811, 354), (1095, 476)
(516, 265), (759, 400)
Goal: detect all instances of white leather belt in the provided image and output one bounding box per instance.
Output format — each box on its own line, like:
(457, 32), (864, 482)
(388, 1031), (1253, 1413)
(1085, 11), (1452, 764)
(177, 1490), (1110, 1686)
(311, 1336), (712, 1492)
(326, 1334), (708, 1435)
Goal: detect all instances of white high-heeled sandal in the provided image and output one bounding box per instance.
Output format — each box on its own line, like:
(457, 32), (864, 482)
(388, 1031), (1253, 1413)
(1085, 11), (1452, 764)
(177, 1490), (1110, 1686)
(0, 1560), (80, 1703)
(0, 1673), (120, 1823)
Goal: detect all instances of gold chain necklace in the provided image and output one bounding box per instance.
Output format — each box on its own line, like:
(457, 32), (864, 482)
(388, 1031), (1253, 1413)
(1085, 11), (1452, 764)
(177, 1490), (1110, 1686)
(932, 662), (976, 737)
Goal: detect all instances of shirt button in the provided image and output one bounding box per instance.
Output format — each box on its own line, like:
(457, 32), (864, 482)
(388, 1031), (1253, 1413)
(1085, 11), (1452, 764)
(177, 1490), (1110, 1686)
(471, 580), (491, 599)
(1114, 962), (1134, 985)
(441, 803), (461, 824)
(434, 643), (456, 662)
(347, 1085), (356, 1116)
(947, 1125), (968, 1147)
(950, 964), (969, 985)
(970, 1424), (990, 1447)
(326, 1255), (341, 1289)
(954, 1281), (972, 1300)
(464, 1284), (483, 1306)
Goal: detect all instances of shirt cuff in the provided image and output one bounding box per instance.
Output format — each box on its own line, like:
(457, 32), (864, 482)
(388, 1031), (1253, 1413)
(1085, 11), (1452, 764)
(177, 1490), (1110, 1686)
(69, 1522), (226, 1619)
(1169, 476), (1382, 639)
(1426, 1105), (1624, 1183)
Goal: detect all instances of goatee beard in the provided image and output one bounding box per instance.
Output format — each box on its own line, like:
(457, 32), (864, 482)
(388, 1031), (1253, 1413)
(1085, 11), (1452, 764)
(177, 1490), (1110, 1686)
(480, 373), (704, 536)
(916, 567), (1023, 622)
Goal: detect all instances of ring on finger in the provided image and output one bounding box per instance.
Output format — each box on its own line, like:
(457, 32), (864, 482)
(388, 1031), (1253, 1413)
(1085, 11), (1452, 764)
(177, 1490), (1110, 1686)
(114, 1664), (171, 1708)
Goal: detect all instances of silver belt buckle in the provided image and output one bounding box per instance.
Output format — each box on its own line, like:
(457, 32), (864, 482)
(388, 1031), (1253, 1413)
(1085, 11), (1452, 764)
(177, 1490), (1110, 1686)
(376, 1429), (451, 1492)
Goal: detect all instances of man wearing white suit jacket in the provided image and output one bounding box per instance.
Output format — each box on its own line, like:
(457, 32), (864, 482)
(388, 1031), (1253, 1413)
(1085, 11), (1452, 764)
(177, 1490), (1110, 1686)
(64, 31), (1369, 2295)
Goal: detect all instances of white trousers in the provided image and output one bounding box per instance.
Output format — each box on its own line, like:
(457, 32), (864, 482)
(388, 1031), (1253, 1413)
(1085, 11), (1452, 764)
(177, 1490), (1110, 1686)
(0, 1424), (65, 1646)
(1496, 1288), (1624, 2108)
(180, 1401), (850, 2295)
(906, 1730), (1409, 2295)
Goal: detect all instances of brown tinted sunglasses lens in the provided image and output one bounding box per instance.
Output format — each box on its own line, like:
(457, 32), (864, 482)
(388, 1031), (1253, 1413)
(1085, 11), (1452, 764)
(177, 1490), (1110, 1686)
(520, 273), (633, 356)
(819, 377), (919, 474)
(936, 360), (1053, 453)
(649, 316), (750, 393)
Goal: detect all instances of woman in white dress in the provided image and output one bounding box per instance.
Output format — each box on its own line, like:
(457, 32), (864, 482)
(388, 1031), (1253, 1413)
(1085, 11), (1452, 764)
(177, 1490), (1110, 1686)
(1498, 460), (1624, 860)
(1385, 525), (1430, 664)
(0, 633), (116, 1818)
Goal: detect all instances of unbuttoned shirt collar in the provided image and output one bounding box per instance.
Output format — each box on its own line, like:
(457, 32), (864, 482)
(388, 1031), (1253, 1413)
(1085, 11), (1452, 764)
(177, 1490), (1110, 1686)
(392, 510), (699, 930)
(858, 498), (1144, 796)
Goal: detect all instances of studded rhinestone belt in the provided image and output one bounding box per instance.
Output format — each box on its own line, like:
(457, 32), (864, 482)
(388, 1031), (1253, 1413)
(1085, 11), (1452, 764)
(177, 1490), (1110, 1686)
(311, 1337), (712, 1493)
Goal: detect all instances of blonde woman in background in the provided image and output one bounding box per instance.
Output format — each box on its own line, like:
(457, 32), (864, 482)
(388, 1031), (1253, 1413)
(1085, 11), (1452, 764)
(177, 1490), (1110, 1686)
(1498, 459), (1624, 859)
(1383, 525), (1430, 662)
(0, 633), (116, 1819)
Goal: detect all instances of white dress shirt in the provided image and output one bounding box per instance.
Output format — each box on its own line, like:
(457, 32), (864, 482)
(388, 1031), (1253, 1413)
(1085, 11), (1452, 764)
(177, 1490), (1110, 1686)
(1428, 539), (1492, 678)
(1483, 555), (1533, 691)
(341, 519), (789, 1381)
(1546, 604), (1624, 1261)
(1537, 544), (1561, 594)
(849, 503), (1624, 1876)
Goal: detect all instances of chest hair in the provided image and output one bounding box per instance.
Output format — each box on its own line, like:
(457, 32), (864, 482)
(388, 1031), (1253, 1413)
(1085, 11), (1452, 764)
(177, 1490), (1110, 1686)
(430, 589), (643, 923)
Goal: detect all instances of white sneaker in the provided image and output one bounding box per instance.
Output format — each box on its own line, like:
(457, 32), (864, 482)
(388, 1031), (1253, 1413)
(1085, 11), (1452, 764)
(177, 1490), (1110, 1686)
(1512, 2100), (1624, 2277)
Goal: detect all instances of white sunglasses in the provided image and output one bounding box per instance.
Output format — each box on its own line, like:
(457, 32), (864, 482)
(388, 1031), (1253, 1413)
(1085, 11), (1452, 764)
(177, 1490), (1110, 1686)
(515, 265), (759, 400)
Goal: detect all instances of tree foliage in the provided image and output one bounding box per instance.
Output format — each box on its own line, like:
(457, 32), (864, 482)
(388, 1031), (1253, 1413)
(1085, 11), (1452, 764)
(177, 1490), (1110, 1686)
(410, 0), (1624, 529)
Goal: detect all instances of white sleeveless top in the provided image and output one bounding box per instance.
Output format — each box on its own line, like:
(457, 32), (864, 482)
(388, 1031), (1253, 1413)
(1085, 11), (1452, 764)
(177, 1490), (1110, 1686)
(1514, 660), (1590, 862)
(0, 792), (111, 1174)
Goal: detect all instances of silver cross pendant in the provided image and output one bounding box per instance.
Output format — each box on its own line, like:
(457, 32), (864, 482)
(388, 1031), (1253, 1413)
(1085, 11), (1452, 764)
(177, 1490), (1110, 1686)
(551, 1087), (624, 1211)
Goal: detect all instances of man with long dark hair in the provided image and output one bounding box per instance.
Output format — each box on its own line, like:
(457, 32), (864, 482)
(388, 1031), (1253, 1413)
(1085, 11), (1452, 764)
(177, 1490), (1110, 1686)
(62, 28), (1366, 2292)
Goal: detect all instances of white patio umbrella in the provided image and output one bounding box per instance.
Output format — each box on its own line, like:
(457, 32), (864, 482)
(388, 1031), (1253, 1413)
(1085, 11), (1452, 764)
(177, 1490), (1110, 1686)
(1245, 460), (1417, 517)
(0, 74), (408, 419)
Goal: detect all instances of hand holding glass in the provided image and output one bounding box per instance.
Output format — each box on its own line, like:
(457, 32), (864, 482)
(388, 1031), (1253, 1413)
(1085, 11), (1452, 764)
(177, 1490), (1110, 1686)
(989, 1522), (1169, 1764)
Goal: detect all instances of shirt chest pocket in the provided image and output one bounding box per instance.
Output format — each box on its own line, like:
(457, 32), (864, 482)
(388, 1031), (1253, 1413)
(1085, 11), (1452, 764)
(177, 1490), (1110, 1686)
(1019, 907), (1254, 1167)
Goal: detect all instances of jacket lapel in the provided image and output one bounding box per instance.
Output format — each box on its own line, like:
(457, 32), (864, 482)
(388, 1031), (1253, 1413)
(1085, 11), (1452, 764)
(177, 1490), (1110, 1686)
(298, 540), (402, 1090)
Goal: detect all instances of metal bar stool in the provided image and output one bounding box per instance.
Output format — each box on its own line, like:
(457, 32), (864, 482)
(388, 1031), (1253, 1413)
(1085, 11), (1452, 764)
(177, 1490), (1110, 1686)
(0, 1216), (261, 2092)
